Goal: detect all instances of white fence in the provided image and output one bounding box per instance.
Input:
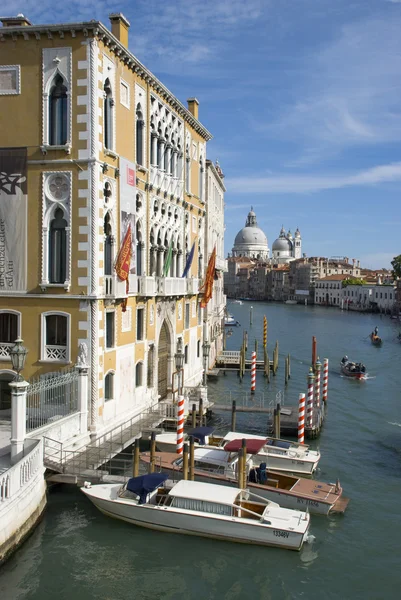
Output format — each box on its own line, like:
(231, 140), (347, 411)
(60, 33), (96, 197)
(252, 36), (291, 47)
(0, 439), (43, 504)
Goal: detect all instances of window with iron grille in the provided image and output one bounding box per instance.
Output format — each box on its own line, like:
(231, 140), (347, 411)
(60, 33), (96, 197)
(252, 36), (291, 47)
(137, 308), (145, 341)
(104, 372), (114, 401)
(106, 312), (115, 348)
(185, 303), (190, 329)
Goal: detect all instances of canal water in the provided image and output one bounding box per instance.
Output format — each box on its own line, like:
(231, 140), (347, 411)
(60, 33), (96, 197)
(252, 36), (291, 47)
(1, 302), (401, 600)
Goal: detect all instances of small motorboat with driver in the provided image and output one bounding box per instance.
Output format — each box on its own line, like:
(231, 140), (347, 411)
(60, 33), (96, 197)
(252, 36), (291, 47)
(370, 333), (382, 346)
(340, 356), (367, 380)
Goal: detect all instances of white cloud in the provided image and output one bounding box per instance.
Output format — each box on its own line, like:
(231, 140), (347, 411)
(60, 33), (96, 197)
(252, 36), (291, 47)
(227, 161), (401, 194)
(260, 13), (401, 160)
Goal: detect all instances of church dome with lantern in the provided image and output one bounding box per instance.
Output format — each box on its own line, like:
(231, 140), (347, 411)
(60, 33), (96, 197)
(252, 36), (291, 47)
(232, 208), (269, 260)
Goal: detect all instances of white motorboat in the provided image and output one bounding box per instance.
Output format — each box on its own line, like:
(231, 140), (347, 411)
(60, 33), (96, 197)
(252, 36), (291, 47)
(156, 428), (320, 476)
(81, 474), (311, 550)
(224, 313), (240, 327)
(285, 300), (297, 305)
(231, 300), (243, 305)
(141, 448), (349, 515)
(223, 433), (320, 476)
(155, 426), (214, 453)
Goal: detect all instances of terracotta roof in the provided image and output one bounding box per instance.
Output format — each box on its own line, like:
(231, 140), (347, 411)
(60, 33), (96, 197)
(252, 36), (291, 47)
(317, 274), (349, 281)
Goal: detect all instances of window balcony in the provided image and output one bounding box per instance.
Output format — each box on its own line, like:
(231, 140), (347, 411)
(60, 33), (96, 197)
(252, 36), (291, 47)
(0, 342), (13, 360)
(215, 257), (228, 272)
(157, 277), (186, 296)
(186, 277), (200, 295)
(138, 276), (157, 297)
(104, 274), (138, 298)
(44, 344), (67, 361)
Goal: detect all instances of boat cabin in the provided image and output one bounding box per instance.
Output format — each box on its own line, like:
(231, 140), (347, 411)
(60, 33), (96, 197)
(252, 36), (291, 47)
(174, 447), (244, 477)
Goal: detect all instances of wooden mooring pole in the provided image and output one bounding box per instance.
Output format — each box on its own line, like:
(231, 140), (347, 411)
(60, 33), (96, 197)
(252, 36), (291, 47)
(189, 437), (195, 480)
(149, 432), (156, 473)
(198, 398), (203, 427)
(276, 403), (281, 438)
(132, 438), (140, 477)
(191, 403), (197, 429)
(312, 336), (317, 369)
(231, 400), (237, 432)
(285, 355), (289, 386)
(182, 442), (189, 480)
(237, 448), (244, 488)
(287, 353), (291, 379)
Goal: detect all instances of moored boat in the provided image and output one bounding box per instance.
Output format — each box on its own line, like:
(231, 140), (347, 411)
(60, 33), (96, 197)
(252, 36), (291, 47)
(155, 429), (320, 476)
(81, 474), (311, 550)
(141, 449), (349, 515)
(340, 356), (367, 380)
(224, 313), (241, 326)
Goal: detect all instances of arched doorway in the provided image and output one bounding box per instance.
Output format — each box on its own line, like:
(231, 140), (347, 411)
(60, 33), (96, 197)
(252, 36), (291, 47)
(158, 321), (170, 400)
(0, 370), (15, 420)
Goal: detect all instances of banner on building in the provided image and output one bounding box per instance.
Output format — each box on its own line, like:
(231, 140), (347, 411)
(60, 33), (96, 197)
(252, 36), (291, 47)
(0, 147), (27, 291)
(119, 157), (136, 274)
(200, 246), (216, 308)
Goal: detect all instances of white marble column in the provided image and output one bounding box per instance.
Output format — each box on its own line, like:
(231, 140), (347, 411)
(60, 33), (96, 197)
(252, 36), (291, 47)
(9, 379), (29, 464)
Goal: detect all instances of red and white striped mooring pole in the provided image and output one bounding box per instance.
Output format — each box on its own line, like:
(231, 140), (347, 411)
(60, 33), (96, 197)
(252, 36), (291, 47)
(251, 351), (256, 394)
(298, 393), (306, 444)
(306, 367), (315, 428)
(176, 395), (185, 454)
(315, 357), (322, 408)
(322, 358), (329, 403)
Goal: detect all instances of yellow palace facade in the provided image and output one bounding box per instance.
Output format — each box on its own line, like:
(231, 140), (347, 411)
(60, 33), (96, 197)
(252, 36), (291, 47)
(0, 13), (214, 436)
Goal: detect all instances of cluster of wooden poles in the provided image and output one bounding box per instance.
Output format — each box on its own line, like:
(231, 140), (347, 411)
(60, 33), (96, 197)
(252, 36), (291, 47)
(239, 316), (283, 389)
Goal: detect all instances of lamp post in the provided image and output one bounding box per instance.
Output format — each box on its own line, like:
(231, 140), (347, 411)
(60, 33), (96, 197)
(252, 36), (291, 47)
(9, 337), (28, 381)
(174, 337), (185, 397)
(202, 339), (211, 387)
(8, 338), (29, 463)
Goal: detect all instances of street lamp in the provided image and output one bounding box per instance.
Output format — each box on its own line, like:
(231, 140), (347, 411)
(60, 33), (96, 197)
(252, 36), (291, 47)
(175, 337), (185, 396)
(202, 339), (211, 386)
(9, 338), (28, 381)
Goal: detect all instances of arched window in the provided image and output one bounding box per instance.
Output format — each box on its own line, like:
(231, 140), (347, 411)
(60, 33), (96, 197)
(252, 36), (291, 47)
(42, 312), (69, 362)
(136, 105), (144, 165)
(104, 212), (113, 276)
(185, 147), (191, 193)
(0, 311), (20, 359)
(49, 207), (67, 284)
(135, 362), (143, 387)
(104, 78), (114, 150)
(49, 74), (67, 146)
(104, 372), (114, 401)
(136, 220), (143, 276)
(199, 158), (204, 201)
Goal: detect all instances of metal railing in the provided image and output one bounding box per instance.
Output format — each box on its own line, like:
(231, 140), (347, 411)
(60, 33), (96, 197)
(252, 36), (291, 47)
(43, 403), (166, 477)
(27, 367), (79, 432)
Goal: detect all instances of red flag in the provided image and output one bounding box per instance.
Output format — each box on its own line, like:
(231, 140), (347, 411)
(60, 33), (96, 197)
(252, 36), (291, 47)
(200, 246), (216, 308)
(115, 224), (131, 311)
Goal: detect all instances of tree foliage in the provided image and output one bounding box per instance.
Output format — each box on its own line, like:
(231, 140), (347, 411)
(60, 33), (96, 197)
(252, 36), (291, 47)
(342, 277), (367, 288)
(391, 255), (401, 279)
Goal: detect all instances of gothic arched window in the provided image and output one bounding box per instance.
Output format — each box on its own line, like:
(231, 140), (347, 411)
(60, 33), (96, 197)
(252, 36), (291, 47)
(104, 78), (114, 150)
(49, 207), (67, 283)
(104, 212), (113, 276)
(49, 74), (67, 146)
(136, 105), (144, 165)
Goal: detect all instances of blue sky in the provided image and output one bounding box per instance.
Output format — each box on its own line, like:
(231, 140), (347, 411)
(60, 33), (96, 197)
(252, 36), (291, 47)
(9, 0), (401, 267)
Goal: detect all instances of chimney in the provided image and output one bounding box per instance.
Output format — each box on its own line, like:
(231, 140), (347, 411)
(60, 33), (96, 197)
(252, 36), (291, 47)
(0, 14), (32, 27)
(357, 259), (360, 268)
(109, 13), (130, 47)
(187, 98), (199, 120)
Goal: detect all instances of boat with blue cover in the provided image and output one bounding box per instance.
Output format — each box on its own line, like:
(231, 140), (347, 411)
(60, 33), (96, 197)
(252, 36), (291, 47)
(81, 474), (311, 550)
(141, 448), (349, 515)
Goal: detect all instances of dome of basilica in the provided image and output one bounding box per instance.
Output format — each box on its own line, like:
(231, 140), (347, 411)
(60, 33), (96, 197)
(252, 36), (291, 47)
(232, 207), (269, 260)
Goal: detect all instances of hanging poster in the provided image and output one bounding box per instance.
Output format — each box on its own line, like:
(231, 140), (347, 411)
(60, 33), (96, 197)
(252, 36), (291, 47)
(0, 147), (27, 291)
(119, 157), (136, 274)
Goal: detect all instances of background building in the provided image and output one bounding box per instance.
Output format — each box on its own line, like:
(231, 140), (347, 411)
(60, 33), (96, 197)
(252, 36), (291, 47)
(231, 208), (269, 261)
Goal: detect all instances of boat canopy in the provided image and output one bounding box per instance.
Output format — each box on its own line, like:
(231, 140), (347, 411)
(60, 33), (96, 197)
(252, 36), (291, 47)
(169, 479), (240, 505)
(126, 473), (168, 504)
(224, 438), (267, 454)
(188, 426), (214, 445)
